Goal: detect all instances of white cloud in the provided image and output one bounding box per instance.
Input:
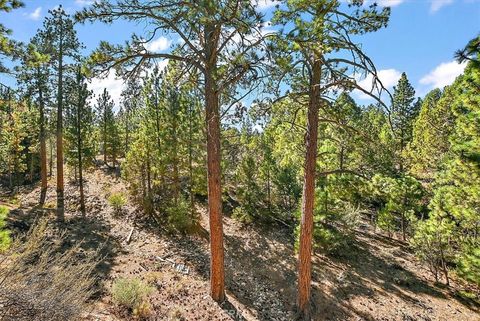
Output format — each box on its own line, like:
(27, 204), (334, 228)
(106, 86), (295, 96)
(75, 0), (95, 6)
(145, 37), (171, 52)
(252, 0), (281, 10)
(89, 72), (125, 109)
(27, 7), (42, 20)
(88, 61), (170, 110)
(430, 0), (454, 12)
(419, 60), (466, 89)
(354, 68), (402, 99)
(376, 0), (406, 7)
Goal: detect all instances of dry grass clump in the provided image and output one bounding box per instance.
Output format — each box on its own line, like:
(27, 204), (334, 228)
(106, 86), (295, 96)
(0, 220), (98, 321)
(112, 277), (154, 319)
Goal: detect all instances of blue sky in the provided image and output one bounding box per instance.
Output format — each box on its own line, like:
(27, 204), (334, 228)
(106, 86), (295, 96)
(0, 0), (479, 105)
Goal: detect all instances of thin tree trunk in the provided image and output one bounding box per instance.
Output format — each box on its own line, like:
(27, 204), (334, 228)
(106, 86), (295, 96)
(172, 104), (179, 205)
(205, 34), (225, 302)
(297, 59), (321, 320)
(49, 135), (53, 177)
(146, 138), (152, 201)
(125, 110), (129, 154)
(103, 114), (107, 165)
(440, 248), (449, 286)
(77, 81), (85, 216)
(38, 75), (48, 205)
(56, 24), (65, 222)
(188, 102), (194, 217)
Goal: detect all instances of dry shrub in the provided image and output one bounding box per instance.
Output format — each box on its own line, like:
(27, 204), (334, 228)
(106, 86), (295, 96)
(112, 277), (153, 318)
(0, 220), (98, 321)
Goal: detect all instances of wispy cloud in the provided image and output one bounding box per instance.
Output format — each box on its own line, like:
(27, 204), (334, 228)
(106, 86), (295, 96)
(376, 0), (406, 7)
(75, 0), (95, 6)
(26, 7), (42, 21)
(430, 0), (454, 12)
(354, 68), (402, 100)
(419, 60), (466, 89)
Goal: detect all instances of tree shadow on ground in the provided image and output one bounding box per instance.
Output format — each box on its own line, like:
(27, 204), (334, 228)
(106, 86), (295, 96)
(142, 214), (479, 321)
(310, 229), (480, 320)
(5, 206), (124, 297)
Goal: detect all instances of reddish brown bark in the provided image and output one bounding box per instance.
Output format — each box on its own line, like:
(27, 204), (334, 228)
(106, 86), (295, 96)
(204, 23), (225, 301)
(297, 59), (321, 320)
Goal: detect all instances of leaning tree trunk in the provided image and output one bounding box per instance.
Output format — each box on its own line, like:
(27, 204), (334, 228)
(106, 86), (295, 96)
(297, 59), (321, 320)
(56, 28), (65, 222)
(204, 36), (225, 302)
(38, 79), (48, 205)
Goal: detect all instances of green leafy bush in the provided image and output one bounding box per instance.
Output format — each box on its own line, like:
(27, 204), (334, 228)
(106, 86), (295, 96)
(108, 192), (127, 212)
(112, 277), (153, 315)
(0, 205), (11, 251)
(232, 206), (254, 224)
(166, 196), (194, 233)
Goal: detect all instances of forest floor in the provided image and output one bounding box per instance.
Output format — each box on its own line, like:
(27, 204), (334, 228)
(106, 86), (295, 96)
(1, 164), (479, 321)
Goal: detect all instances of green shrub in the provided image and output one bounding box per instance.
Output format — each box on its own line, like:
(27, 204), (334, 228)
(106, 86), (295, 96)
(112, 277), (153, 313)
(166, 196), (194, 233)
(0, 205), (11, 251)
(108, 193), (127, 212)
(232, 206), (254, 224)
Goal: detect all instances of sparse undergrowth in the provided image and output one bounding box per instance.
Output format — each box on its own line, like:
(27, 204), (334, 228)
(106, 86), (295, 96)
(0, 220), (98, 321)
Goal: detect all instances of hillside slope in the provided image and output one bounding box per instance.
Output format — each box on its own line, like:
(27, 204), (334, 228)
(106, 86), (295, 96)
(2, 165), (479, 321)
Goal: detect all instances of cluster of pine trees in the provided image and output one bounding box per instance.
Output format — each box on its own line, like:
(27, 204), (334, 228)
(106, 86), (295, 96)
(1, 1), (478, 319)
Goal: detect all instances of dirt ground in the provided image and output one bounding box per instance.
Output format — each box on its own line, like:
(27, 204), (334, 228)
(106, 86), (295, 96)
(2, 165), (479, 321)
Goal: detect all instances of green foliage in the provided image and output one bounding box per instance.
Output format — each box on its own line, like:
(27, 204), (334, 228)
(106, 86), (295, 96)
(391, 72), (419, 172)
(420, 59), (480, 285)
(457, 241), (480, 285)
(0, 205), (11, 251)
(65, 67), (95, 173)
(411, 213), (454, 283)
(233, 152), (266, 222)
(0, 0), (24, 73)
(122, 63), (204, 229)
(0, 90), (38, 188)
(96, 88), (119, 166)
(166, 196), (193, 233)
(407, 87), (456, 179)
(111, 277), (153, 312)
(370, 174), (423, 239)
(108, 192), (126, 211)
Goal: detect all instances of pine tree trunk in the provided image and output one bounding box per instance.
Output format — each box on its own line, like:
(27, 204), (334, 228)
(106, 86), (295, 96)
(56, 26), (65, 222)
(77, 83), (85, 216)
(297, 59), (321, 320)
(172, 107), (179, 205)
(440, 248), (449, 286)
(49, 135), (53, 177)
(205, 39), (225, 302)
(39, 78), (47, 205)
(103, 115), (107, 165)
(188, 103), (194, 217)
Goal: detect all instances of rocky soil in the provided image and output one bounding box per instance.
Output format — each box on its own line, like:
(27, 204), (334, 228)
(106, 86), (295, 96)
(2, 164), (479, 321)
